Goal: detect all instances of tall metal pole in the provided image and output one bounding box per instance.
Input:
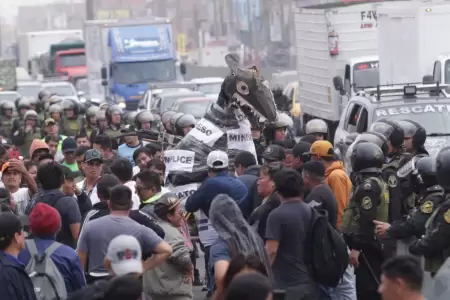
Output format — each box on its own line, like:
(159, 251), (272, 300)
(247, 0), (254, 65)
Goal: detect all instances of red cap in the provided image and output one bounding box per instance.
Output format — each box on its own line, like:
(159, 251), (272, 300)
(29, 203), (61, 236)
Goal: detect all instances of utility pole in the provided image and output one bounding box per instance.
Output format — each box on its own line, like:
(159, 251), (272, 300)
(247, 0), (255, 65)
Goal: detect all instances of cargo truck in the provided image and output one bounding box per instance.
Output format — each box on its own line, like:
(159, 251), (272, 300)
(294, 2), (382, 141)
(377, 2), (450, 85)
(84, 18), (186, 111)
(38, 39), (87, 82)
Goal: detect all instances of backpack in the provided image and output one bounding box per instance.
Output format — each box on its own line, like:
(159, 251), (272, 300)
(306, 207), (349, 287)
(25, 240), (68, 300)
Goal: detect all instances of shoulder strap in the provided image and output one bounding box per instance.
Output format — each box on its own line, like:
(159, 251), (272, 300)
(26, 239), (39, 256)
(44, 242), (62, 256)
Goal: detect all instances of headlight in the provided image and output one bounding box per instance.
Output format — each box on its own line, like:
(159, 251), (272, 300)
(118, 102), (126, 109)
(115, 95), (126, 108)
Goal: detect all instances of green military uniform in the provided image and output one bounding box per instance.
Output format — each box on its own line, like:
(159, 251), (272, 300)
(409, 196), (450, 274)
(19, 130), (42, 157)
(104, 125), (123, 150)
(60, 116), (85, 137)
(0, 117), (14, 139)
(387, 186), (444, 241)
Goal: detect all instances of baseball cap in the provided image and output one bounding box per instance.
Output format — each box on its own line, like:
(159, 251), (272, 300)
(307, 140), (335, 157)
(207, 150), (229, 169)
(83, 149), (103, 163)
(62, 138), (77, 153)
(106, 235), (143, 276)
(302, 161), (326, 177)
(292, 141), (312, 159)
(1, 162), (11, 174)
(262, 145), (286, 163)
(44, 118), (56, 126)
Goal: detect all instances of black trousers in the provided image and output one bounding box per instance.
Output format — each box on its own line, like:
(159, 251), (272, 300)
(355, 249), (383, 300)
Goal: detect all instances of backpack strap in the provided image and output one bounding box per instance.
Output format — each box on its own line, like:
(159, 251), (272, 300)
(26, 239), (39, 257)
(44, 242), (62, 257)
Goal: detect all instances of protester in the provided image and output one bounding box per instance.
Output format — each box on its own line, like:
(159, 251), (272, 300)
(118, 126), (144, 166)
(61, 138), (79, 172)
(379, 256), (424, 300)
(145, 193), (194, 300)
(265, 168), (318, 299)
(262, 144), (286, 164)
(249, 162), (282, 240)
(145, 142), (162, 160)
(235, 150), (261, 219)
(209, 194), (271, 299)
(308, 140), (352, 229)
(109, 158), (141, 209)
(93, 134), (119, 172)
(74, 146), (89, 184)
(24, 161), (38, 183)
(76, 149), (103, 205)
(32, 162), (81, 248)
(135, 170), (171, 214)
(29, 139), (50, 162)
(75, 132), (91, 148)
(104, 235), (145, 277)
(77, 185), (172, 284)
(60, 165), (91, 218)
(133, 147), (153, 174)
(0, 213), (36, 300)
(291, 141), (312, 174)
(19, 203), (86, 294)
(147, 158), (166, 186)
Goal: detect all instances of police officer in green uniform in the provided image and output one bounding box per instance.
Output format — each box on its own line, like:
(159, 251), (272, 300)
(262, 111), (294, 146)
(135, 111), (153, 131)
(0, 101), (15, 139)
(13, 97), (31, 131)
(174, 114), (197, 137)
(48, 104), (62, 123)
(103, 105), (123, 150)
(29, 97), (45, 127)
(60, 99), (84, 137)
(11, 110), (42, 158)
(374, 156), (444, 249)
(341, 142), (388, 300)
(85, 106), (100, 137)
(409, 146), (450, 276)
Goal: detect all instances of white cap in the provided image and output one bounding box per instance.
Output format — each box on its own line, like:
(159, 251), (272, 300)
(106, 235), (143, 276)
(207, 150), (229, 169)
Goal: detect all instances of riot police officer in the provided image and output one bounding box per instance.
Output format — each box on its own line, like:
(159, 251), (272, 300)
(12, 98), (31, 135)
(85, 106), (100, 137)
(60, 99), (84, 137)
(38, 89), (50, 103)
(48, 104), (62, 123)
(397, 119), (428, 156)
(341, 142), (388, 300)
(161, 110), (177, 134)
(305, 118), (328, 140)
(12, 110), (42, 157)
(135, 111), (153, 131)
(174, 114), (196, 136)
(169, 112), (185, 135)
(370, 119), (411, 222)
(409, 146), (450, 275)
(104, 105), (124, 149)
(262, 111), (294, 145)
(374, 156), (444, 256)
(0, 101), (15, 139)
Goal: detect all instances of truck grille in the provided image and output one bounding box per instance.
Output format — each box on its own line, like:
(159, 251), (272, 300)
(126, 100), (139, 111)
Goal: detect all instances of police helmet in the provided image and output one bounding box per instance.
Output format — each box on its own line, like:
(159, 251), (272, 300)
(96, 110), (107, 122)
(126, 111), (139, 127)
(397, 119), (426, 150)
(369, 119), (405, 148)
(106, 105), (123, 123)
(1, 101), (15, 111)
(161, 110), (176, 124)
(170, 112), (184, 127)
(49, 104), (62, 114)
(414, 156), (438, 188)
(24, 110), (38, 120)
(351, 142), (385, 173)
(136, 111), (153, 126)
(86, 106), (100, 118)
(27, 97), (38, 106)
(177, 114), (197, 128)
(356, 132), (389, 157)
(17, 98), (30, 110)
(38, 90), (50, 102)
(99, 102), (109, 111)
(48, 95), (62, 105)
(266, 112), (293, 129)
(305, 118), (328, 135)
(77, 102), (86, 115)
(61, 99), (76, 111)
(436, 147), (450, 190)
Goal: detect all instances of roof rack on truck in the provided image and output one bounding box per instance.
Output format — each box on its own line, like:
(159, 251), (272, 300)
(356, 82), (450, 101)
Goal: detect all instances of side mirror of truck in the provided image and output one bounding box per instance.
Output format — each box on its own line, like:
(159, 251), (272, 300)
(77, 91), (85, 97)
(423, 75), (434, 84)
(333, 76), (345, 95)
(101, 66), (108, 80)
(180, 63), (187, 75)
(101, 80), (108, 87)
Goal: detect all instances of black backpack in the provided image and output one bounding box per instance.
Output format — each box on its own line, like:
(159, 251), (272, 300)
(306, 207), (349, 287)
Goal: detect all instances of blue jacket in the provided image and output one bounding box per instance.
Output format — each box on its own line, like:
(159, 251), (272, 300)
(0, 251), (37, 300)
(185, 171), (248, 217)
(237, 165), (261, 219)
(18, 237), (86, 294)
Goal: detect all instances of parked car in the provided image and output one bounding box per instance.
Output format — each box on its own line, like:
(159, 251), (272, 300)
(170, 97), (213, 120)
(151, 91), (205, 115)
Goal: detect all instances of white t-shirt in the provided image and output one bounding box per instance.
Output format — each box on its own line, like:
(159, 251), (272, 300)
(124, 181), (141, 210)
(76, 180), (100, 205)
(13, 188), (31, 215)
(132, 166), (140, 176)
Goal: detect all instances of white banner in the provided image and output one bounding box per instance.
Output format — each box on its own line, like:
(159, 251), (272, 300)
(163, 150), (195, 180)
(187, 118), (224, 147)
(226, 118), (257, 160)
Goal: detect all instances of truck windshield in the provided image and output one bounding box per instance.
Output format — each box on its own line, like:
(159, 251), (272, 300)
(196, 83), (222, 95)
(60, 54), (86, 67)
(44, 85), (76, 97)
(353, 61), (379, 89)
(373, 104), (450, 135)
(17, 85), (42, 98)
(179, 100), (212, 118)
(445, 59), (450, 84)
(113, 60), (176, 85)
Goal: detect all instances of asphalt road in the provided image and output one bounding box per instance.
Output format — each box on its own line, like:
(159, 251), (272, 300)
(193, 251), (207, 300)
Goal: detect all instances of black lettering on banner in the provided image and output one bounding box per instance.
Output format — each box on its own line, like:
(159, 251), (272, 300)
(195, 123), (212, 136)
(176, 190), (196, 199)
(229, 133), (253, 142)
(164, 155), (193, 164)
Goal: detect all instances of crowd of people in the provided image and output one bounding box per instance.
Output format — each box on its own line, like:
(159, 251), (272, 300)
(0, 89), (447, 300)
